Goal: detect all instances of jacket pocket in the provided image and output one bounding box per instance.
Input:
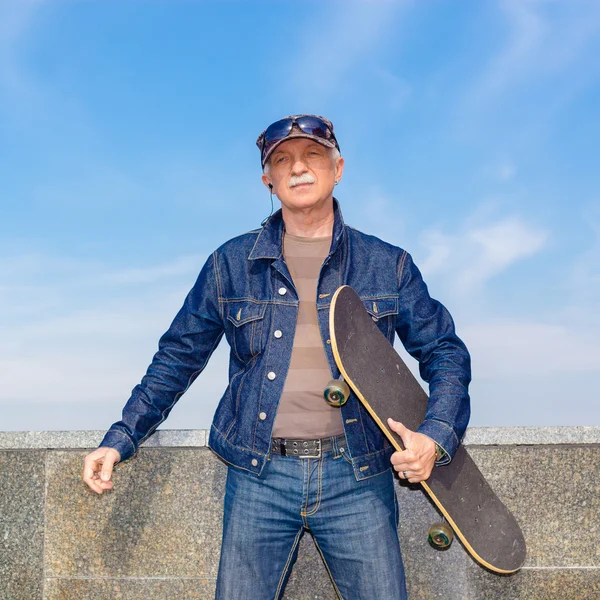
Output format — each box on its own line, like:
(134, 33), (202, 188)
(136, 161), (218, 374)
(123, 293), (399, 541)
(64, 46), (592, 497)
(226, 300), (268, 362)
(361, 297), (398, 339)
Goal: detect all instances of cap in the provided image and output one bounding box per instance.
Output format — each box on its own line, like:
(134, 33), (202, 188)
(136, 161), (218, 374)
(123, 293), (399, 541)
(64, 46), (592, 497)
(256, 114), (339, 168)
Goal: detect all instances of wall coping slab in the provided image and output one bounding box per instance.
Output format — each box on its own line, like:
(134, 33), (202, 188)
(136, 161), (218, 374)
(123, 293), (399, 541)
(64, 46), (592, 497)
(0, 426), (599, 450)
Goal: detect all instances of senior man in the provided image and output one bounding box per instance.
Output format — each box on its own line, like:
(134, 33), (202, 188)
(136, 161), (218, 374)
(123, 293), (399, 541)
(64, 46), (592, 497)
(83, 114), (471, 599)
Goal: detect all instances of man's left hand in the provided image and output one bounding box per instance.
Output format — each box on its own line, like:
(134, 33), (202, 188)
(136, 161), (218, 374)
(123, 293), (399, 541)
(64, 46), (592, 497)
(388, 418), (436, 483)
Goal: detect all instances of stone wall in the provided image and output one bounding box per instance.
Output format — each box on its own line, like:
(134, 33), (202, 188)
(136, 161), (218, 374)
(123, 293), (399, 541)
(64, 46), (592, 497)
(1, 427), (599, 599)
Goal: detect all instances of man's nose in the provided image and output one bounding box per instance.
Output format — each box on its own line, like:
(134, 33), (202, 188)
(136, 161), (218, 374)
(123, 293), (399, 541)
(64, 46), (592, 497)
(290, 157), (309, 175)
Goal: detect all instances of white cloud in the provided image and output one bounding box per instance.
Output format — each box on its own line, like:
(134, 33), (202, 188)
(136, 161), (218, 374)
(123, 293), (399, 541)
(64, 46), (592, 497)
(287, 0), (408, 106)
(462, 319), (600, 377)
(419, 215), (548, 295)
(372, 66), (412, 112)
(455, 0), (600, 147)
(395, 315), (600, 426)
(417, 229), (451, 276)
(0, 252), (205, 288)
(491, 163), (516, 182)
(0, 253), (205, 372)
(96, 255), (206, 286)
(0, 301), (230, 405)
(0, 251), (229, 416)
(346, 187), (407, 245)
(460, 315), (600, 426)
(0, 252), (208, 328)
(563, 203), (600, 327)
(469, 0), (546, 105)
(467, 1), (600, 103)
(0, 0), (46, 110)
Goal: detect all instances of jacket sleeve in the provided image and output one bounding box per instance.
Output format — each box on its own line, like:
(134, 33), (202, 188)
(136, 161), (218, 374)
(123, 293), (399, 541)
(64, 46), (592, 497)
(98, 252), (224, 462)
(395, 251), (471, 463)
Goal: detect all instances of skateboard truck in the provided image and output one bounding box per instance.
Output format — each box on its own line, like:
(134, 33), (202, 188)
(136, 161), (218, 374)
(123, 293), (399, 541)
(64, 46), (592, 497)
(323, 378), (351, 407)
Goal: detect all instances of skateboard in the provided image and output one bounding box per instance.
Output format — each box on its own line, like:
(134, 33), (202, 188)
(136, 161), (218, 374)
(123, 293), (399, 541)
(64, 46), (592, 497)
(325, 285), (526, 573)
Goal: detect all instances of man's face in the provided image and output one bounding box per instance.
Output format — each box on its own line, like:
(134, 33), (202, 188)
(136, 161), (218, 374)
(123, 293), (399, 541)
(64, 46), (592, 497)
(261, 137), (344, 213)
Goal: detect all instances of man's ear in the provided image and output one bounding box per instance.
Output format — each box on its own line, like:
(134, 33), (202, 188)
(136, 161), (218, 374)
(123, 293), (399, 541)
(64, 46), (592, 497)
(334, 156), (345, 183)
(261, 173), (273, 191)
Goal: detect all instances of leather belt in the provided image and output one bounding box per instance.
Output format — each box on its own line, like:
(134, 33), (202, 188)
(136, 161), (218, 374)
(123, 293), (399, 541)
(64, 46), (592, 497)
(271, 433), (346, 458)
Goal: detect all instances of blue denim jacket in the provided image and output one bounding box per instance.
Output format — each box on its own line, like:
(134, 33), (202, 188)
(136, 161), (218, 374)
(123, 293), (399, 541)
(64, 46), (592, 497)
(99, 200), (471, 480)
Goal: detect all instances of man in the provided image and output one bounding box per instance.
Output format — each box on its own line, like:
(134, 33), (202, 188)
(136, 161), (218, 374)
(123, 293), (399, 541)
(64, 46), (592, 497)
(83, 114), (471, 599)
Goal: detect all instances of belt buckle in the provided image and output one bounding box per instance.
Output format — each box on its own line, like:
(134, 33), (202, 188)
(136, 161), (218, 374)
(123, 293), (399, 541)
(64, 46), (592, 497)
(275, 438), (322, 458)
(282, 439), (321, 458)
(299, 439), (321, 458)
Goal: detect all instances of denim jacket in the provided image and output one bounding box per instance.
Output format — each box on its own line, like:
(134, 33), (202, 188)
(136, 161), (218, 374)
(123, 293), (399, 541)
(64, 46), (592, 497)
(99, 200), (471, 480)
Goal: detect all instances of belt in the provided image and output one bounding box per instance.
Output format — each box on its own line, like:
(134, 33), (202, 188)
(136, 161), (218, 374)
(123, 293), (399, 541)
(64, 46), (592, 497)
(270, 433), (346, 458)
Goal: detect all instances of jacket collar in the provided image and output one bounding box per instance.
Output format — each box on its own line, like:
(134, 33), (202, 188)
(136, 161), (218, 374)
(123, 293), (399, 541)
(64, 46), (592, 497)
(248, 197), (346, 260)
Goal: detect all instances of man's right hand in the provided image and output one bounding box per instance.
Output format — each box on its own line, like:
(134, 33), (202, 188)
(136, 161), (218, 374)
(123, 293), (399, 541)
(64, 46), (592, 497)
(82, 447), (121, 495)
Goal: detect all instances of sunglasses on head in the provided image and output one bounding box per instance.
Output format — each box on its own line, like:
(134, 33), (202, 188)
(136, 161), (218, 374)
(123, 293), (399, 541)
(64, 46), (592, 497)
(260, 116), (340, 163)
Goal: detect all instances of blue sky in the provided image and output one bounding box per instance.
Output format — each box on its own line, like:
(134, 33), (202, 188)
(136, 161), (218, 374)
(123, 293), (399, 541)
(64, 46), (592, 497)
(1, 0), (599, 432)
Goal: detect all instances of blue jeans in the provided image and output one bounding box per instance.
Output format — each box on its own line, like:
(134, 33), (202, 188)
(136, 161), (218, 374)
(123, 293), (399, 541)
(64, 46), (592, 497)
(215, 436), (408, 599)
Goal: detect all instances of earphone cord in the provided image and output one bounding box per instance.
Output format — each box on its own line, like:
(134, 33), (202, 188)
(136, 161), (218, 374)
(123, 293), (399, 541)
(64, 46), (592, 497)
(261, 189), (274, 227)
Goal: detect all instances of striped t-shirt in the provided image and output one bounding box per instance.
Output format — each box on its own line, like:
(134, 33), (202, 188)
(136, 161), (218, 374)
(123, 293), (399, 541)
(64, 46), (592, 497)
(272, 232), (344, 439)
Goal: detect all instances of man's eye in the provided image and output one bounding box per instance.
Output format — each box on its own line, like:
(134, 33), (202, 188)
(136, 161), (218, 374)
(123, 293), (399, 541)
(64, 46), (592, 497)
(276, 156), (286, 163)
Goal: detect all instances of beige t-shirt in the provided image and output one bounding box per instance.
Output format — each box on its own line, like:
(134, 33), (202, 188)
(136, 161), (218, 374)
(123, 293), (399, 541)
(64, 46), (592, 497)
(272, 232), (344, 438)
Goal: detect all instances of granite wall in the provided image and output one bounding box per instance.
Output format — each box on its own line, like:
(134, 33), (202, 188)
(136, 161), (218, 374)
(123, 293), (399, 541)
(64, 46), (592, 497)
(1, 427), (598, 600)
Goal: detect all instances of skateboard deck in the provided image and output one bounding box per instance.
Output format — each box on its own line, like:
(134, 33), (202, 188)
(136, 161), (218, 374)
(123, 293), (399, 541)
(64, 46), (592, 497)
(329, 285), (526, 573)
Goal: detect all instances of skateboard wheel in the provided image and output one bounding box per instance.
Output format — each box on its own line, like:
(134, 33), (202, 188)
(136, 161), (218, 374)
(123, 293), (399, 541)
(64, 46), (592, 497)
(428, 523), (453, 549)
(323, 380), (351, 407)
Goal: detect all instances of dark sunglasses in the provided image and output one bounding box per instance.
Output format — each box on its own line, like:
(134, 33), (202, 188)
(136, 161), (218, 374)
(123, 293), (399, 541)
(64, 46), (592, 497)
(260, 116), (340, 162)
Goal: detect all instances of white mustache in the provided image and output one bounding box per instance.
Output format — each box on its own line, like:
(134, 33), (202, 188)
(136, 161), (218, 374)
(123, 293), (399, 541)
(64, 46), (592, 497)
(288, 173), (316, 188)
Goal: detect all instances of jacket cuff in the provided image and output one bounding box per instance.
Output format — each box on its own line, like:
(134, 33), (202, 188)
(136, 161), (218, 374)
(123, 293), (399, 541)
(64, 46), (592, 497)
(98, 429), (137, 463)
(416, 419), (460, 466)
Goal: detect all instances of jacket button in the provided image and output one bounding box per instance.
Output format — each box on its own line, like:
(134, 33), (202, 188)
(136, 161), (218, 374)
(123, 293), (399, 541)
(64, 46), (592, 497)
(251, 459), (258, 467)
(259, 412), (267, 420)
(278, 287), (287, 296)
(268, 371), (276, 380)
(274, 330), (283, 338)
